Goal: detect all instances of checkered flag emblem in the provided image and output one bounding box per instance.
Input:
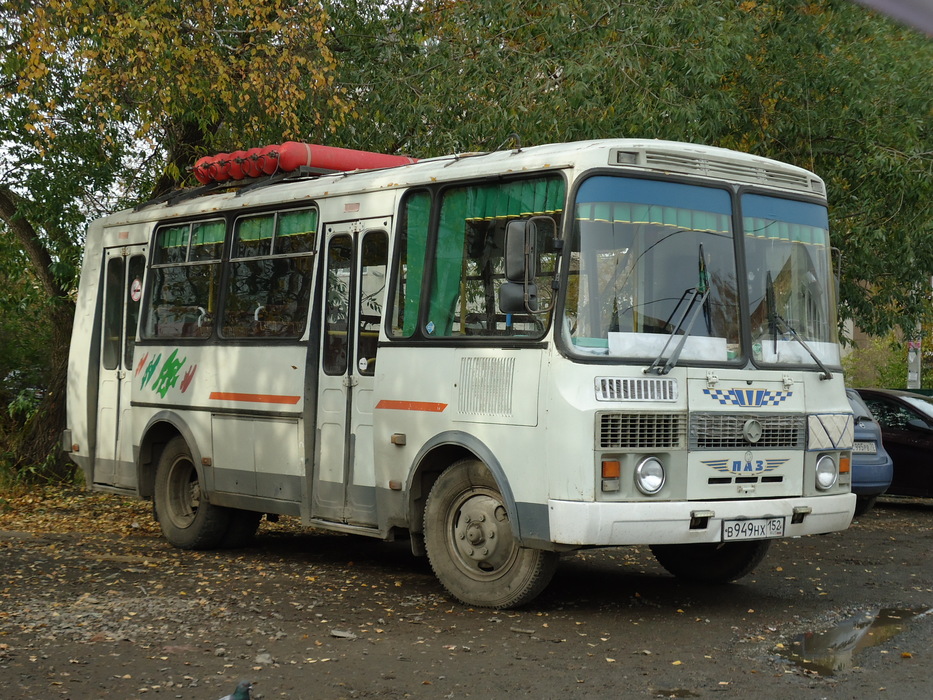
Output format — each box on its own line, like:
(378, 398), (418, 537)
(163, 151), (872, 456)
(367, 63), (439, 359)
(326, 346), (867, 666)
(703, 388), (792, 406)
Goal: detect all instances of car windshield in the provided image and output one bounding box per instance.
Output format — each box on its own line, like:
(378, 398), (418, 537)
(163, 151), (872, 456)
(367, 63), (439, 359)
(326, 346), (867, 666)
(743, 194), (840, 368)
(563, 176), (740, 363)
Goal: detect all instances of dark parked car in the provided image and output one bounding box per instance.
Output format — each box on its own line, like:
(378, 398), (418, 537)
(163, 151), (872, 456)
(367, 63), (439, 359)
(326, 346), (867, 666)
(854, 388), (933, 499)
(846, 389), (893, 515)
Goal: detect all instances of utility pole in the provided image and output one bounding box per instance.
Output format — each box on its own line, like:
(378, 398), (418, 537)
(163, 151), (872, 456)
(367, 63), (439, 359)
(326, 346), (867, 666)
(907, 336), (921, 389)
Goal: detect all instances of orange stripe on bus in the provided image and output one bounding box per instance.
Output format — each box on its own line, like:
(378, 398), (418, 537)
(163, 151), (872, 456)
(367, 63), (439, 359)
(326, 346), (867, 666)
(209, 392), (301, 405)
(375, 400), (448, 413)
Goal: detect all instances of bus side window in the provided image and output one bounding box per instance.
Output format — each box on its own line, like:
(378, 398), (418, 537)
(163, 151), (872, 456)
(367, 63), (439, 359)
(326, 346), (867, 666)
(102, 257), (125, 370)
(390, 190), (430, 338)
(144, 220), (223, 339)
(221, 208), (317, 339)
(426, 177), (563, 338)
(124, 255), (145, 367)
(358, 231), (388, 376)
(323, 235), (353, 374)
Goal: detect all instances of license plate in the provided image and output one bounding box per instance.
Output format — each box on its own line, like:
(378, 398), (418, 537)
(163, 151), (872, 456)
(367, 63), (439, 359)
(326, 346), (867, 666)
(722, 517), (785, 541)
(853, 441), (877, 454)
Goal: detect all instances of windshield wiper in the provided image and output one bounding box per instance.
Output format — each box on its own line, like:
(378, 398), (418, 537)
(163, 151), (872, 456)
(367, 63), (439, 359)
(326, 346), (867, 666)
(765, 271), (833, 380)
(646, 245), (710, 376)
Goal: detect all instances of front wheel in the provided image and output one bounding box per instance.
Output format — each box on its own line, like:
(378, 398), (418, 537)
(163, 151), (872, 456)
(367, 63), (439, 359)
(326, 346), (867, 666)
(154, 436), (230, 550)
(650, 540), (771, 583)
(854, 495), (877, 517)
(424, 459), (558, 608)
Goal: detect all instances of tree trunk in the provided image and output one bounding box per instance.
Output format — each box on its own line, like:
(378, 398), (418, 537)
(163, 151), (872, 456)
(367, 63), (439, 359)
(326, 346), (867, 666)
(0, 186), (76, 480)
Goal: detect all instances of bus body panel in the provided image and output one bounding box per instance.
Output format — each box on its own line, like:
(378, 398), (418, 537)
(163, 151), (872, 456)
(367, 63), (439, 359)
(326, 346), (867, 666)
(64, 139), (853, 606)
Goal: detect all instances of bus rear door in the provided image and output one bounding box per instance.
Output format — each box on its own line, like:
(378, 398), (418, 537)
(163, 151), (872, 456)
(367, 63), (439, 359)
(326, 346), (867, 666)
(96, 246), (146, 489)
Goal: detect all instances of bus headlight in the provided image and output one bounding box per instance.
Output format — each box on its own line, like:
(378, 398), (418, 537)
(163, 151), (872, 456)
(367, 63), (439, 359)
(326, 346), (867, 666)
(815, 455), (838, 490)
(634, 457), (665, 495)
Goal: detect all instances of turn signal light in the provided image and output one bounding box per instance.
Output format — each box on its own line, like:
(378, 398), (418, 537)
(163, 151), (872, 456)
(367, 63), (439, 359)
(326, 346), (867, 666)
(601, 461), (621, 479)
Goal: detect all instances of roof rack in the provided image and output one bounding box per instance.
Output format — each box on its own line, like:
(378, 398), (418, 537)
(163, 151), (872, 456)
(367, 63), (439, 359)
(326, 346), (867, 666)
(134, 141), (418, 211)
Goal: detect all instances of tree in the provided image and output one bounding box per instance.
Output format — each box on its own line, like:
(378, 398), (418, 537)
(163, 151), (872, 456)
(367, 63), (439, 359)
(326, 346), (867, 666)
(324, 0), (933, 338)
(1, 0), (345, 477)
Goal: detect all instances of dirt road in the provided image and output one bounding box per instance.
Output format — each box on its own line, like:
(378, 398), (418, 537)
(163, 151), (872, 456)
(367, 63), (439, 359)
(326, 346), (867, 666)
(1, 491), (931, 699)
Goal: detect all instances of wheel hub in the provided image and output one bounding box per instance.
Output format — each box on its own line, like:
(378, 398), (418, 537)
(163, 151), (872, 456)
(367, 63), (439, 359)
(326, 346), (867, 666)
(453, 494), (515, 572)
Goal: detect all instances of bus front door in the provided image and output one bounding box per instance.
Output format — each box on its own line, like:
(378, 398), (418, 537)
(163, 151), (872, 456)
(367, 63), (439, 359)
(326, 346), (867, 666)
(95, 246), (146, 489)
(312, 221), (389, 527)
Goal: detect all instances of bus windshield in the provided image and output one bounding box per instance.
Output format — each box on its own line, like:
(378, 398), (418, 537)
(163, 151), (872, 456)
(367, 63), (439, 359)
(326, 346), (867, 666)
(563, 176), (740, 363)
(744, 193), (840, 368)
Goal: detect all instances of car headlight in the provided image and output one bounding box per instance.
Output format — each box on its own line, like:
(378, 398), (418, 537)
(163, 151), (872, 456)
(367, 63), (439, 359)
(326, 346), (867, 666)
(815, 454), (838, 490)
(635, 457), (665, 495)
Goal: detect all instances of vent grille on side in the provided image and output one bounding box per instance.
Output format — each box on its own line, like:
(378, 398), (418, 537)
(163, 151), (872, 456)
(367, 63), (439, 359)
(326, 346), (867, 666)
(642, 151), (815, 194)
(459, 356), (515, 417)
(596, 377), (678, 402)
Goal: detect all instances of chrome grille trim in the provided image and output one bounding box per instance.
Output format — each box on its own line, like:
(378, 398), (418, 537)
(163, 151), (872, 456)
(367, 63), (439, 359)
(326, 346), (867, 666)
(598, 412), (686, 449)
(689, 413), (805, 450)
(595, 377), (678, 402)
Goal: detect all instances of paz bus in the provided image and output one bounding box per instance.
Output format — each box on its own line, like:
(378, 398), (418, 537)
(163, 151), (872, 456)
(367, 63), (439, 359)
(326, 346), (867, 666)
(65, 139), (855, 608)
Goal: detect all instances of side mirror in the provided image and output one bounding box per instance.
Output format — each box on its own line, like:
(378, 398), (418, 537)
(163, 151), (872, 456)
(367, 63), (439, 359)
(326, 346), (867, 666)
(906, 417), (933, 433)
(505, 219), (535, 283)
(502, 216), (558, 314)
(499, 282), (538, 314)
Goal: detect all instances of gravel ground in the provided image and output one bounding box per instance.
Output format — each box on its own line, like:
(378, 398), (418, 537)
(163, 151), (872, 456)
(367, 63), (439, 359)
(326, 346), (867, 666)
(1, 491), (931, 699)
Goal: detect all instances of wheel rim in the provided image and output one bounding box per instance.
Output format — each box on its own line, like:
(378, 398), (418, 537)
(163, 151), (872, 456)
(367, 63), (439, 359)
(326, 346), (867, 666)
(446, 487), (520, 581)
(165, 454), (201, 530)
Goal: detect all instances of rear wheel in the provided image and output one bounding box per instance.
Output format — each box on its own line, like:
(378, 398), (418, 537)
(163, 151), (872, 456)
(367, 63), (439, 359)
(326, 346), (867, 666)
(154, 436), (230, 550)
(650, 540), (771, 583)
(423, 459), (558, 608)
(221, 510), (263, 548)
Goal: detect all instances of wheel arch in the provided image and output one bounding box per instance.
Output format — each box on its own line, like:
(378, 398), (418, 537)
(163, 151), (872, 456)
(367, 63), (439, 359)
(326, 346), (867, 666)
(406, 431), (520, 550)
(138, 411), (205, 501)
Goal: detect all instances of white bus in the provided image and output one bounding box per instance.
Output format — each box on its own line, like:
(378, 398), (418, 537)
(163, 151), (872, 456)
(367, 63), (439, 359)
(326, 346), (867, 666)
(65, 139), (855, 608)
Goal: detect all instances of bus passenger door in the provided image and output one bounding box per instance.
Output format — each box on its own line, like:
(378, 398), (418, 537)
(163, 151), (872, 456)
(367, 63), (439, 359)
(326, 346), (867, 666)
(95, 246), (146, 489)
(312, 221), (389, 527)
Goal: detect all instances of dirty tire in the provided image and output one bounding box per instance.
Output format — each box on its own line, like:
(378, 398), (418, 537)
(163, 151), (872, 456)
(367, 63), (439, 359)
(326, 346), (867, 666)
(650, 540), (771, 583)
(854, 495), (877, 517)
(154, 436), (230, 550)
(221, 510), (263, 548)
(424, 459), (558, 608)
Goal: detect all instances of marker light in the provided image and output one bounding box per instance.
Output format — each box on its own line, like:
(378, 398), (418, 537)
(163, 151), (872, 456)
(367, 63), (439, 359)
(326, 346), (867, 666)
(601, 461), (621, 479)
(634, 457), (665, 495)
(815, 455), (838, 490)
(601, 460), (621, 492)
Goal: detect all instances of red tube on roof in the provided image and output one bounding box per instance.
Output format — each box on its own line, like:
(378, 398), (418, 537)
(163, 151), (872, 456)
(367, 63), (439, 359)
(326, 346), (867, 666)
(191, 142), (417, 185)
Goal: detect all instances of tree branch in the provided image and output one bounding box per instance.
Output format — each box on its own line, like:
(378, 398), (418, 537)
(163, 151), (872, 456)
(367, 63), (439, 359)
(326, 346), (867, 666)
(0, 185), (67, 301)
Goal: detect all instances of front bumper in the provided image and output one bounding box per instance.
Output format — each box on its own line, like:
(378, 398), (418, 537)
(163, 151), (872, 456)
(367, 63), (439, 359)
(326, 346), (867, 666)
(548, 493), (856, 546)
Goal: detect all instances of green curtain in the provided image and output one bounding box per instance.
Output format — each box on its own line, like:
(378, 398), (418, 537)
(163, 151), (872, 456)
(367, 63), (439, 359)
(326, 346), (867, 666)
(428, 177), (565, 336)
(402, 191), (431, 336)
(577, 203), (730, 235)
(237, 215), (274, 243)
(743, 217), (828, 246)
(278, 209), (317, 236)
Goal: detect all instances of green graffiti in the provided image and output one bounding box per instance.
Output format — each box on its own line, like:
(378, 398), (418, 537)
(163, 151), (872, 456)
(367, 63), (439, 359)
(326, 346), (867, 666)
(151, 349), (187, 398)
(141, 353), (162, 389)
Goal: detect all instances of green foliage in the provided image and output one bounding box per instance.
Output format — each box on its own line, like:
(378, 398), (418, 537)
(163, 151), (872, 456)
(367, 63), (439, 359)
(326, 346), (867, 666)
(1, 0), (932, 481)
(324, 0), (933, 338)
(842, 333), (908, 388)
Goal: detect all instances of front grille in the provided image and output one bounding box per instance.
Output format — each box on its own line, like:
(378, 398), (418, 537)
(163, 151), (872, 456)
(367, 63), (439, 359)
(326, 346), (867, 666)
(689, 413), (805, 450)
(598, 412), (686, 449)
